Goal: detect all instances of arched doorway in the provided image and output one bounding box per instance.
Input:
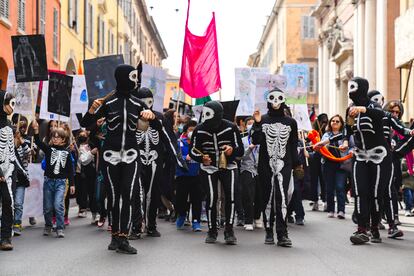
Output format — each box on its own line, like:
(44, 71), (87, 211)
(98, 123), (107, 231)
(65, 58), (76, 75)
(0, 58), (9, 90)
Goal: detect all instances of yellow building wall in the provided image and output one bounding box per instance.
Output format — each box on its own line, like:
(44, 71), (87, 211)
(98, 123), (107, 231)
(164, 80), (192, 109)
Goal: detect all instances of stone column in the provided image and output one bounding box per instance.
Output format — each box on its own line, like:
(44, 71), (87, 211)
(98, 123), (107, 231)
(364, 0), (376, 89)
(323, 43), (330, 115)
(376, 0), (387, 98)
(354, 1), (365, 77)
(318, 42), (323, 113)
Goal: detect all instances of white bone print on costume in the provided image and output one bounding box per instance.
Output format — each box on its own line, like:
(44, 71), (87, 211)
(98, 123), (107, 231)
(136, 127), (160, 165)
(0, 127), (17, 179)
(50, 149), (69, 175)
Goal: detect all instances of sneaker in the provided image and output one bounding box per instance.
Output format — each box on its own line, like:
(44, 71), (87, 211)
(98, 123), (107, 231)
(255, 219), (264, 229)
(192, 221), (202, 232)
(378, 222), (386, 230)
(128, 229), (142, 240)
(405, 211), (413, 217)
(311, 201), (319, 211)
(184, 219), (191, 226)
(0, 238), (13, 251)
(394, 218), (402, 226)
(224, 228), (237, 245)
(13, 224), (22, 236)
(370, 228), (382, 243)
(337, 211), (345, 220)
(350, 230), (370, 245)
(147, 228), (161, 237)
(116, 237), (137, 254)
(277, 235), (292, 247)
(201, 213), (208, 223)
(327, 212), (335, 218)
(176, 215), (186, 229)
(43, 226), (52, 236)
(244, 224), (254, 231)
(108, 235), (121, 251)
(295, 218), (305, 226)
(388, 227), (403, 239)
(56, 229), (65, 238)
(78, 211), (87, 218)
(64, 217), (70, 226)
(92, 213), (100, 225)
(205, 230), (218, 244)
(29, 217), (37, 226)
(265, 228), (275, 245)
(97, 217), (105, 228)
(287, 216), (294, 223)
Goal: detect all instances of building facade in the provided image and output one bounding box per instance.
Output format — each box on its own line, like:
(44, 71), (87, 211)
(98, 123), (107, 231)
(0, 0), (61, 89)
(312, 0), (400, 118)
(248, 0), (319, 111)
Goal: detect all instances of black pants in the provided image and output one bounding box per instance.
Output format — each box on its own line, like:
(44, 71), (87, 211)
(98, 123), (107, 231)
(310, 152), (326, 202)
(103, 160), (141, 235)
(384, 155), (401, 225)
(175, 175), (202, 222)
(76, 163), (97, 213)
(0, 178), (13, 240)
(241, 171), (261, 224)
(200, 169), (237, 231)
(287, 178), (305, 220)
(353, 155), (392, 229)
(262, 164), (293, 236)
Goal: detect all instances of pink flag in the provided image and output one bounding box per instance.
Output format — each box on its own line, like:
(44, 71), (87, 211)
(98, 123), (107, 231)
(179, 0), (221, 99)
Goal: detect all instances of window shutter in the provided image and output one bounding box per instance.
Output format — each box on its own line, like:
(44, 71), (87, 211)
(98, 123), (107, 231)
(309, 17), (315, 38)
(53, 8), (58, 59)
(68, 0), (72, 28)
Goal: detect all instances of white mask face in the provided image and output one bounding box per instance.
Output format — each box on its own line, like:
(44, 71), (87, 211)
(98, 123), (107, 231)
(201, 106), (214, 123)
(142, 97), (154, 109)
(266, 90), (285, 110)
(348, 80), (358, 95)
(371, 94), (384, 107)
(129, 70), (139, 88)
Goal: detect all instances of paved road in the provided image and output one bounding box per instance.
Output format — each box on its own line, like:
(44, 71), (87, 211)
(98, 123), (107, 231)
(2, 202), (414, 276)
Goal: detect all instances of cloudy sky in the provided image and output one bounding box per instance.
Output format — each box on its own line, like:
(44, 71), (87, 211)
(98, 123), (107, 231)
(148, 0), (275, 100)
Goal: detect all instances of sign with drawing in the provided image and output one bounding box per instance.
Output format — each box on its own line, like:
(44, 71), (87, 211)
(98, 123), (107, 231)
(6, 70), (39, 115)
(11, 35), (48, 83)
(254, 73), (287, 114)
(141, 64), (166, 113)
(47, 72), (73, 117)
(70, 75), (89, 114)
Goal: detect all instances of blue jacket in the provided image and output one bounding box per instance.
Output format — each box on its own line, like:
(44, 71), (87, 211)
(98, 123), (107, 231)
(176, 136), (199, 177)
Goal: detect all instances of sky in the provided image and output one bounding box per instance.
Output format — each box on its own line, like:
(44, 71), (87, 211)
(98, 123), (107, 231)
(147, 0), (276, 101)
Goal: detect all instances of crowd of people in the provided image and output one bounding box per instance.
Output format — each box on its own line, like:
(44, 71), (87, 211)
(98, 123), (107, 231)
(1, 65), (414, 254)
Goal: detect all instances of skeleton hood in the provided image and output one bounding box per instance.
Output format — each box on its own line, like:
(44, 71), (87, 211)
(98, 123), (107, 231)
(348, 77), (370, 106)
(367, 90), (384, 107)
(201, 101), (223, 131)
(135, 87), (154, 109)
(266, 88), (287, 117)
(114, 64), (139, 96)
(0, 90), (15, 128)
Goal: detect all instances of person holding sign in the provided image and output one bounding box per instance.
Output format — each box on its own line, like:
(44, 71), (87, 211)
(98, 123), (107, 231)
(81, 64), (159, 255)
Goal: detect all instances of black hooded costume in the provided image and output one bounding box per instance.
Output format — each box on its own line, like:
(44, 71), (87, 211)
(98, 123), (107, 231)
(345, 77), (393, 244)
(251, 88), (299, 247)
(81, 64), (160, 254)
(189, 101), (243, 244)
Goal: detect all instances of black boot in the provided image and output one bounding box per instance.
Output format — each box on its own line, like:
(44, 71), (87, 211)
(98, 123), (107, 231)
(128, 227), (142, 240)
(224, 226), (237, 245)
(205, 229), (218, 244)
(108, 235), (120, 251)
(147, 227), (161, 237)
(116, 236), (137, 254)
(265, 228), (274, 245)
(0, 238), (13, 251)
(277, 233), (292, 247)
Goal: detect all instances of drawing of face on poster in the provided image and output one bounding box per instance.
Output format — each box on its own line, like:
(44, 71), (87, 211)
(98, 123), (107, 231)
(267, 74), (287, 91)
(6, 70), (39, 115)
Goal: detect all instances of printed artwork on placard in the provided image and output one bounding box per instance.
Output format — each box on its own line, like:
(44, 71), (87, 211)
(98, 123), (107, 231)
(47, 72), (73, 117)
(83, 55), (124, 101)
(71, 75), (88, 114)
(11, 35), (48, 83)
(141, 64), (167, 112)
(6, 70), (39, 115)
(292, 104), (312, 131)
(254, 73), (287, 114)
(282, 64), (309, 104)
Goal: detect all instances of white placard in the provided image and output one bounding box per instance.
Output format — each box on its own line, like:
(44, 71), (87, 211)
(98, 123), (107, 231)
(39, 80), (70, 122)
(254, 73), (287, 114)
(292, 104), (312, 131)
(192, 105), (203, 123)
(141, 64), (167, 113)
(23, 164), (44, 219)
(70, 75), (89, 114)
(395, 7), (414, 68)
(6, 70), (39, 115)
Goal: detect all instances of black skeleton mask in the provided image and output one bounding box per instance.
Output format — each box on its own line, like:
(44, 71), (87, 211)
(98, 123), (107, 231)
(201, 101), (223, 131)
(114, 64), (139, 96)
(348, 77), (369, 106)
(136, 87), (154, 109)
(0, 90), (15, 127)
(367, 90), (384, 107)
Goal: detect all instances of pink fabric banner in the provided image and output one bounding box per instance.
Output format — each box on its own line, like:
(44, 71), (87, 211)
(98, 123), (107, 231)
(179, 0), (221, 99)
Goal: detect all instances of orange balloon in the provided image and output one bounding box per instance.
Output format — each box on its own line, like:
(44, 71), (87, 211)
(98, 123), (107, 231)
(307, 130), (353, 162)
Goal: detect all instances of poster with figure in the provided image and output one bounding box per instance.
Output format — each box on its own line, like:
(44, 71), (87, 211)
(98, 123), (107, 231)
(6, 70), (39, 115)
(282, 64), (309, 104)
(292, 104), (312, 131)
(71, 75), (89, 114)
(83, 55), (124, 101)
(12, 35), (48, 83)
(39, 79), (70, 122)
(141, 64), (166, 113)
(254, 73), (288, 114)
(23, 164), (44, 219)
(235, 67), (269, 116)
(47, 72), (73, 117)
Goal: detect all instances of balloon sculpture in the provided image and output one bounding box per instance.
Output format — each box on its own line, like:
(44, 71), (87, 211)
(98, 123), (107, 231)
(307, 130), (353, 162)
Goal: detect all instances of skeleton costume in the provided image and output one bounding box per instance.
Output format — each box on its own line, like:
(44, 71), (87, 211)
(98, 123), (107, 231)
(345, 77), (393, 244)
(0, 91), (27, 250)
(189, 101), (244, 244)
(81, 64), (160, 254)
(131, 87), (187, 237)
(251, 88), (298, 247)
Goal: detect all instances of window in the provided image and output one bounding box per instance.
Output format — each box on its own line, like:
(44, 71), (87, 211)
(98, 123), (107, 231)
(18, 0), (25, 31)
(108, 30), (111, 54)
(302, 16), (315, 39)
(111, 33), (114, 54)
(101, 19), (105, 54)
(87, 4), (94, 48)
(40, 0), (46, 34)
(309, 67), (314, 93)
(53, 8), (58, 60)
(0, 0), (9, 19)
(68, 0), (78, 32)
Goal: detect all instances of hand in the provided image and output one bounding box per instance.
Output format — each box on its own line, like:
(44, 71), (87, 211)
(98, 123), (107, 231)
(349, 106), (366, 117)
(339, 144), (349, 152)
(253, 109), (261, 123)
(140, 110), (155, 121)
(89, 99), (104, 114)
(313, 141), (325, 151)
(69, 143), (75, 152)
(410, 129), (414, 137)
(70, 186), (75, 195)
(222, 145), (233, 156)
(31, 120), (39, 134)
(0, 176), (5, 183)
(91, 148), (98, 155)
(304, 150), (310, 159)
(186, 155), (191, 161)
(202, 155), (212, 166)
(248, 144), (256, 150)
(97, 117), (106, 127)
